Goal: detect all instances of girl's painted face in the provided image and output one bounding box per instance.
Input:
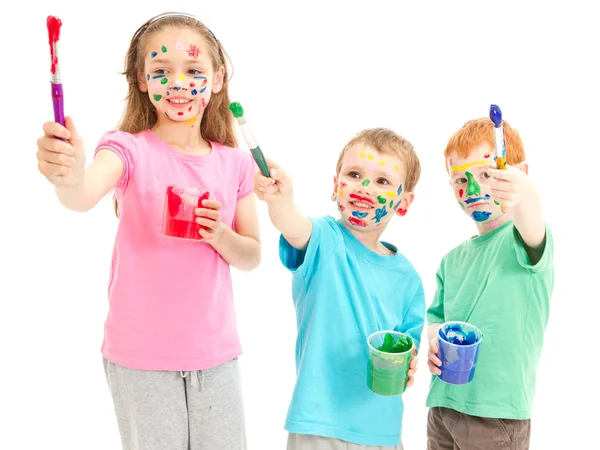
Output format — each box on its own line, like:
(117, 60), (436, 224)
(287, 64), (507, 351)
(334, 144), (410, 231)
(139, 27), (224, 127)
(448, 143), (503, 223)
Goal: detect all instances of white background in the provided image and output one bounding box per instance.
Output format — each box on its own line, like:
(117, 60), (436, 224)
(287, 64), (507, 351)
(1, 1), (598, 449)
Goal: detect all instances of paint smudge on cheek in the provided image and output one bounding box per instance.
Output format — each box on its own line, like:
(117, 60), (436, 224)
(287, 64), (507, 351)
(191, 89), (198, 95)
(161, 78), (168, 85)
(494, 200), (500, 206)
(458, 201), (465, 210)
(339, 205), (345, 212)
(459, 189), (464, 198)
(373, 206), (388, 223)
(377, 196), (386, 204)
(153, 94), (162, 101)
(352, 211), (369, 219)
(161, 45), (167, 53)
(175, 42), (184, 51)
(146, 74), (150, 80)
(397, 208), (407, 216)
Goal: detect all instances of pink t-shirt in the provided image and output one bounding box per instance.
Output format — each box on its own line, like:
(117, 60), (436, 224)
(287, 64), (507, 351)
(94, 129), (256, 371)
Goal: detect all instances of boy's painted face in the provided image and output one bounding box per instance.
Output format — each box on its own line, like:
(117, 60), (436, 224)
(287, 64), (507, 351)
(447, 143), (503, 223)
(138, 27), (223, 126)
(333, 144), (411, 231)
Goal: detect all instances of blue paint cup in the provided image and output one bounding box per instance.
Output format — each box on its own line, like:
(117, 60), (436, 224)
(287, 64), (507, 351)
(437, 321), (483, 385)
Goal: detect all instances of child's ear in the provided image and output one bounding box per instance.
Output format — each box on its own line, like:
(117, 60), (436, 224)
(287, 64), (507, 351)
(395, 192), (415, 217)
(212, 65), (225, 93)
(137, 71), (148, 93)
(516, 161), (529, 175)
(331, 176), (338, 201)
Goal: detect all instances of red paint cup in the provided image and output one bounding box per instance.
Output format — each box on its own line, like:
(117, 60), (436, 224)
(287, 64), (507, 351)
(162, 185), (212, 241)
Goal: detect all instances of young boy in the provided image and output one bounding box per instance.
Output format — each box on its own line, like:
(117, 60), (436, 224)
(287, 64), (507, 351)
(426, 118), (554, 450)
(254, 128), (425, 450)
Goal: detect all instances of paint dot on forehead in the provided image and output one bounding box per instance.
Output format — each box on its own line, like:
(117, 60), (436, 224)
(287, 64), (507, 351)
(360, 152), (366, 158)
(379, 161), (385, 165)
(151, 51), (157, 58)
(368, 154), (374, 160)
(161, 45), (167, 53)
(484, 153), (490, 159)
(175, 42), (184, 51)
(161, 78), (168, 85)
(394, 166), (399, 171)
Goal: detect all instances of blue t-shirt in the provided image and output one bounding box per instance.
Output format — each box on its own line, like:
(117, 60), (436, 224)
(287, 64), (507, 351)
(279, 216), (425, 446)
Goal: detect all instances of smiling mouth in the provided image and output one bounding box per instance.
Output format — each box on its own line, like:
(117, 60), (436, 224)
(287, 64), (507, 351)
(167, 98), (192, 107)
(467, 202), (489, 209)
(348, 194), (374, 210)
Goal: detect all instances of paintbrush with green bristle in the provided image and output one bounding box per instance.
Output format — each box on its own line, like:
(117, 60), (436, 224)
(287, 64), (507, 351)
(229, 101), (270, 177)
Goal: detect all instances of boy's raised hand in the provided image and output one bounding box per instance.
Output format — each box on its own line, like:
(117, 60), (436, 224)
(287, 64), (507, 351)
(487, 163), (533, 208)
(253, 157), (294, 205)
(427, 336), (442, 376)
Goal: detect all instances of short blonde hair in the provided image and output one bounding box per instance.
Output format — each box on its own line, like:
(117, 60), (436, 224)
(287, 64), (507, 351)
(336, 128), (421, 192)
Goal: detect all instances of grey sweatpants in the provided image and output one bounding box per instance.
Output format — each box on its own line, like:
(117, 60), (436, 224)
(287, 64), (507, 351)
(287, 433), (404, 450)
(103, 357), (246, 450)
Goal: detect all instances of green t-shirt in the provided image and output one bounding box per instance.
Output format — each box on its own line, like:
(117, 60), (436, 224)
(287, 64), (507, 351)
(426, 220), (554, 419)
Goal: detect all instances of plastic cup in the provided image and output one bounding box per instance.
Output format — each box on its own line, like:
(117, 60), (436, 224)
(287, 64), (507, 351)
(367, 330), (414, 396)
(437, 321), (483, 385)
(162, 185), (212, 241)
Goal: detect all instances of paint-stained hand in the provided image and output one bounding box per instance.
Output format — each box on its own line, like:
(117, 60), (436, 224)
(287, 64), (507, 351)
(406, 348), (418, 388)
(37, 117), (86, 188)
(427, 337), (442, 376)
(253, 157), (294, 204)
(487, 163), (533, 208)
(195, 199), (224, 242)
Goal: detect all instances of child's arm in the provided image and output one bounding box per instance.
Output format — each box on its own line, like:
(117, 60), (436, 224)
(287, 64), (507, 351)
(488, 164), (546, 261)
(37, 118), (123, 212)
(197, 194), (261, 271)
(427, 269), (445, 375)
(396, 283), (426, 387)
(254, 159), (312, 251)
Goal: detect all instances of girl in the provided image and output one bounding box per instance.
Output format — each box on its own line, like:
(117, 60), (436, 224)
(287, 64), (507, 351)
(36, 12), (260, 450)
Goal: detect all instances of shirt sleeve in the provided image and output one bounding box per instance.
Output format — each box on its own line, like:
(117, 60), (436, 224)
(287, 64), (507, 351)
(237, 151), (256, 200)
(94, 130), (139, 189)
(278, 216), (340, 278)
(396, 279), (426, 353)
(512, 224), (554, 273)
(426, 262), (446, 325)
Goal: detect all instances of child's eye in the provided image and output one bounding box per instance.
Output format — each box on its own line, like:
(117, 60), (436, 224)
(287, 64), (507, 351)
(154, 69), (167, 75)
(188, 69), (202, 75)
(377, 178), (390, 186)
(456, 177), (467, 184)
(348, 171), (360, 179)
(481, 172), (491, 179)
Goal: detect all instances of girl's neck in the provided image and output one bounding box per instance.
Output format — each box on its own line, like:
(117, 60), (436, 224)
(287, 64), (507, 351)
(152, 115), (210, 155)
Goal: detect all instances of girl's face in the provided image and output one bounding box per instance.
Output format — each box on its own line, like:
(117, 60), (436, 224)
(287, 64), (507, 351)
(138, 27), (224, 126)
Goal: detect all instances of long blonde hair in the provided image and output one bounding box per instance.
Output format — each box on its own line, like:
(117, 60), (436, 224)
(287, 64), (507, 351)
(113, 12), (236, 216)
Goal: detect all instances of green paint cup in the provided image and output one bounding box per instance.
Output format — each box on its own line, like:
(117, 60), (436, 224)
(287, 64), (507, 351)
(367, 331), (414, 396)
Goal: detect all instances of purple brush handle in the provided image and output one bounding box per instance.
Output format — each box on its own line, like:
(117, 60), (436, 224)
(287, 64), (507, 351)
(51, 82), (65, 126)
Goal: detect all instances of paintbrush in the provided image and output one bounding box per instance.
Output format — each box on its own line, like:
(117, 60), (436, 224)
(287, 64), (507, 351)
(489, 104), (507, 212)
(47, 16), (65, 127)
(228, 102), (270, 177)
